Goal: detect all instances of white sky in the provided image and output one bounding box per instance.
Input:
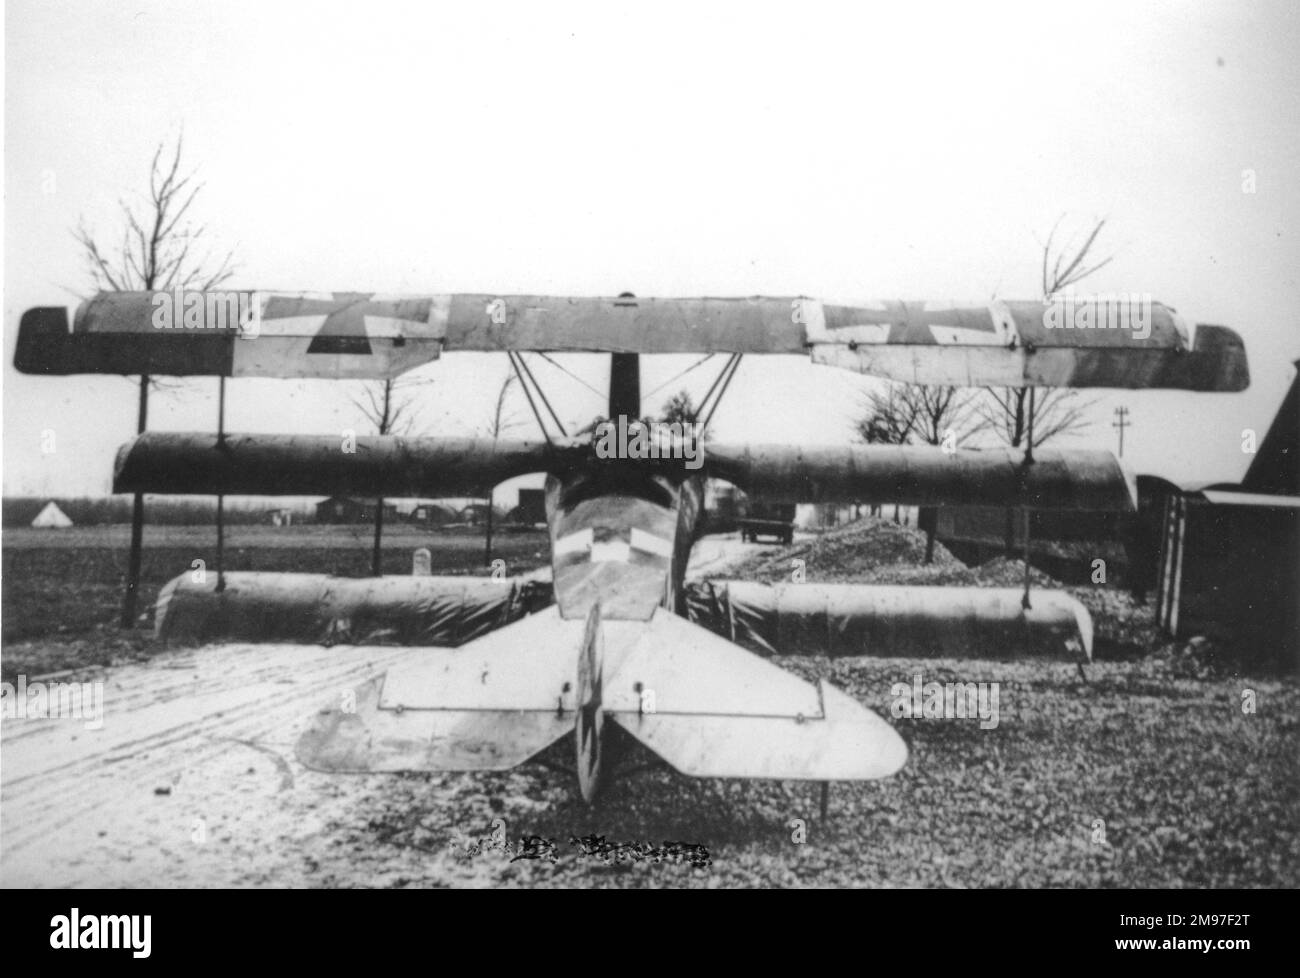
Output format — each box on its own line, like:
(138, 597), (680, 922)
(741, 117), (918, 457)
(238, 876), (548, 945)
(4, 0), (1298, 498)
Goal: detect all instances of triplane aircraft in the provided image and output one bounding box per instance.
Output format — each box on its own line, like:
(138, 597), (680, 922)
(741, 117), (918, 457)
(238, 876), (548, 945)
(16, 291), (1249, 803)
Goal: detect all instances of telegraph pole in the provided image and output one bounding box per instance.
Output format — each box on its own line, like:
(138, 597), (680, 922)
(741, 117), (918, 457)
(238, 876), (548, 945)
(1112, 405), (1131, 458)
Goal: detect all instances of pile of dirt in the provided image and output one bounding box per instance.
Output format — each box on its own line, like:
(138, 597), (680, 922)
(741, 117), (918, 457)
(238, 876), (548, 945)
(719, 517), (1163, 656)
(724, 518), (1081, 590)
(967, 555), (1061, 589)
(723, 516), (966, 585)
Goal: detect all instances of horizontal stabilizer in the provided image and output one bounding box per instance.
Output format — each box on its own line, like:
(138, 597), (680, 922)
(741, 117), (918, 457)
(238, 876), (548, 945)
(297, 610), (584, 772)
(611, 682), (903, 781)
(296, 606), (907, 783)
(600, 610), (907, 780)
(298, 674), (574, 773)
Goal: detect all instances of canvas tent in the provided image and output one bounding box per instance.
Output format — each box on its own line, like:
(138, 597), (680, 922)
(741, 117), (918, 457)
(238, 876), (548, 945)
(31, 501), (73, 528)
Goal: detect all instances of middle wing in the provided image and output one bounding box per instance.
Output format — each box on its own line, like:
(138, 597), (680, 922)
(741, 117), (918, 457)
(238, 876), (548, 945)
(113, 433), (1134, 512)
(706, 443), (1136, 511)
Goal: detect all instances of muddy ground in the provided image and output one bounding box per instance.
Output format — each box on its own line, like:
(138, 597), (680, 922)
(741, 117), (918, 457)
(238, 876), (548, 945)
(1, 521), (1296, 888)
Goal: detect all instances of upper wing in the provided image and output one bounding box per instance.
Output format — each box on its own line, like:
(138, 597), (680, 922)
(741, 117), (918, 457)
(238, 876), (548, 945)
(17, 291), (1248, 390)
(15, 292), (448, 380)
(807, 299), (1248, 391)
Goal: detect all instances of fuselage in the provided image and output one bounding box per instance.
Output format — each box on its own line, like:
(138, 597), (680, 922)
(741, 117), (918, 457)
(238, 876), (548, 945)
(546, 461), (704, 622)
(544, 346), (708, 622)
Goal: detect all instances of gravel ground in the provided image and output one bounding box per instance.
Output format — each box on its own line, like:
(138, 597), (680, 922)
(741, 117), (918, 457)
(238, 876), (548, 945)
(3, 517), (1296, 887)
(340, 651), (1298, 888)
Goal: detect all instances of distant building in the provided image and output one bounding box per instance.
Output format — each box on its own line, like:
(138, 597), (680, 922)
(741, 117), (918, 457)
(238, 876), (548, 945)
(458, 502), (496, 526)
(935, 506), (1127, 581)
(504, 488), (546, 526)
(935, 507), (1123, 548)
(409, 503), (458, 526)
(1155, 489), (1298, 669)
(315, 496), (397, 525)
(31, 501), (73, 529)
(317, 496), (362, 524)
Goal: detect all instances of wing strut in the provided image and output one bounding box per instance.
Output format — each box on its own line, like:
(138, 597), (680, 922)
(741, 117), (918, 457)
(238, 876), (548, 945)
(508, 352), (556, 445)
(644, 352), (716, 401)
(516, 353), (567, 437)
(216, 375), (228, 593)
(698, 353), (743, 434)
(1021, 387), (1036, 609)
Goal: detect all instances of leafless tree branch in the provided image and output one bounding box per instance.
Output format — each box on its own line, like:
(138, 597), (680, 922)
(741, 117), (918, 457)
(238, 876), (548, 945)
(73, 133), (240, 394)
(853, 382), (979, 447)
(981, 215), (1115, 451)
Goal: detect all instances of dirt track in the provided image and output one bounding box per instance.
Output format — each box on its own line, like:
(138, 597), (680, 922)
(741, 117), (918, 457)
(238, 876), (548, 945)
(0, 535), (773, 887)
(1, 641), (419, 886)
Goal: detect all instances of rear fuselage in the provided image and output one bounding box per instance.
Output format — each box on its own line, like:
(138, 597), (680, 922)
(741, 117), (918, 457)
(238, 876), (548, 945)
(546, 461), (704, 622)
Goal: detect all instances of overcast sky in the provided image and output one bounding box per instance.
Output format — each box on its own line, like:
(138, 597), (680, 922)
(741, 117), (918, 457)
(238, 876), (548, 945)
(4, 0), (1298, 499)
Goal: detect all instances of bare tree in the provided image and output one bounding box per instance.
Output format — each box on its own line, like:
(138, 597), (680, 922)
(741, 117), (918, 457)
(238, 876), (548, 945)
(1040, 215), (1113, 296)
(906, 386), (980, 447)
(75, 133), (236, 405)
(977, 215), (1111, 552)
(73, 134), (237, 627)
(855, 384), (916, 447)
(352, 375), (433, 575)
(351, 377), (425, 438)
(854, 382), (979, 554)
(978, 215), (1110, 454)
(898, 386), (979, 562)
(976, 386), (1095, 452)
(74, 135), (236, 295)
(855, 384), (913, 520)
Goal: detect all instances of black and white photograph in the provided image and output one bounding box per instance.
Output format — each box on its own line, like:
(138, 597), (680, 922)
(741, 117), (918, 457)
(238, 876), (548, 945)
(1, 0), (1296, 926)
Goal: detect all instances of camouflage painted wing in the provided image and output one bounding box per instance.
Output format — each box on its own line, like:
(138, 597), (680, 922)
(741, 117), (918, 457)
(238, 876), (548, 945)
(16, 291), (1248, 390)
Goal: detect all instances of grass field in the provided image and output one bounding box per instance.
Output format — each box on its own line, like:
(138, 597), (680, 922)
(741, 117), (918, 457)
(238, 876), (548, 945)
(1, 523), (550, 678)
